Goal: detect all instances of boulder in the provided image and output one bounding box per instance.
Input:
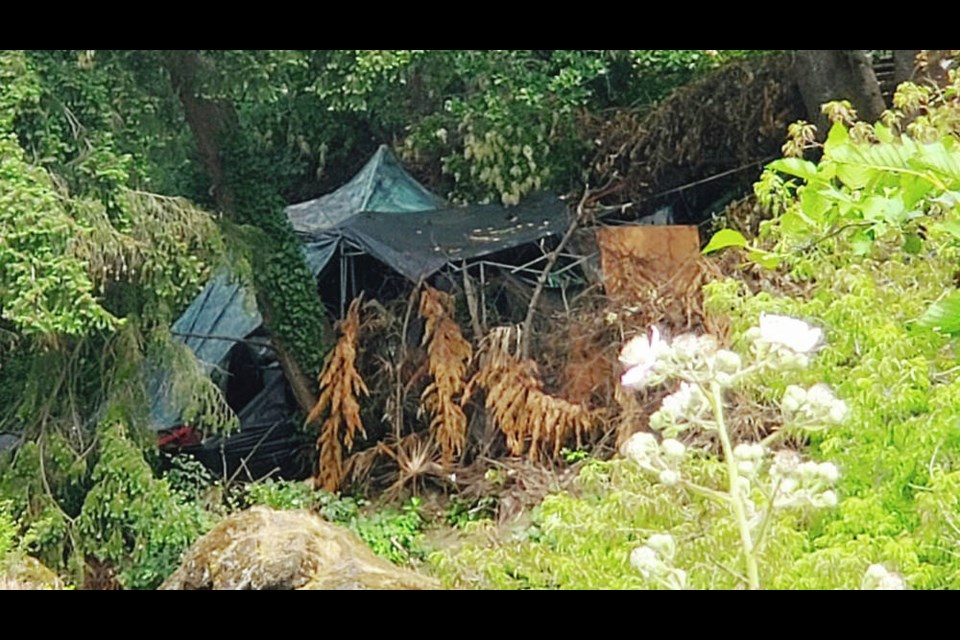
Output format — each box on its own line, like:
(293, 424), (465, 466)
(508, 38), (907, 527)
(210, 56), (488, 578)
(160, 506), (438, 590)
(0, 554), (66, 590)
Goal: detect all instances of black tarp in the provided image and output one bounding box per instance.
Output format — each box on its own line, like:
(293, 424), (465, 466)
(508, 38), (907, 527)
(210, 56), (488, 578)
(306, 191), (568, 282)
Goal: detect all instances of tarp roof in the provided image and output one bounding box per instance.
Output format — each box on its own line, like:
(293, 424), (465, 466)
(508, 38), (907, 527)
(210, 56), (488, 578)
(286, 145), (445, 234)
(301, 192), (568, 282)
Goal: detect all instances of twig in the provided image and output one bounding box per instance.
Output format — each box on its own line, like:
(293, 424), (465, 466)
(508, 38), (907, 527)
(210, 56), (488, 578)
(519, 187), (590, 360)
(395, 281), (423, 439)
(462, 261), (484, 338)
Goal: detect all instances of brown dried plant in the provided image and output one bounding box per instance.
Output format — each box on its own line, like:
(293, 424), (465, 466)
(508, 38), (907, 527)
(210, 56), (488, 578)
(465, 327), (595, 461)
(418, 287), (472, 466)
(307, 297), (368, 492)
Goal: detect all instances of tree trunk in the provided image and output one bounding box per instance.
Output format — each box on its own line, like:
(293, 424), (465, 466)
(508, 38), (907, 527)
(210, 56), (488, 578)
(794, 50), (886, 132)
(162, 50), (236, 217)
(893, 50), (920, 84)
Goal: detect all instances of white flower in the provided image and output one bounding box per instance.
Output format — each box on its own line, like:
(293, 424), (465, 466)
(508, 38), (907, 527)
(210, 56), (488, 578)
(620, 327), (667, 390)
(781, 385), (807, 414)
(773, 450), (801, 475)
(645, 534), (677, 561)
(738, 460), (756, 476)
(734, 443), (764, 462)
(758, 313), (823, 354)
(714, 349), (742, 374)
(798, 461), (820, 480)
(878, 573), (906, 590)
(620, 326), (665, 366)
(817, 462), (840, 484)
(862, 564), (906, 590)
(620, 432), (659, 465)
(828, 399), (849, 424)
(660, 382), (704, 419)
(630, 546), (660, 577)
(818, 490), (839, 508)
(660, 439), (686, 461)
(659, 469), (680, 487)
(806, 383), (838, 409)
(779, 477), (799, 495)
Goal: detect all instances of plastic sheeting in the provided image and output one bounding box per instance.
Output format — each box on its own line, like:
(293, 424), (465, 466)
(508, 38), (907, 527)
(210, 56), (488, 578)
(328, 191), (569, 282)
(172, 271), (263, 373)
(286, 145), (444, 235)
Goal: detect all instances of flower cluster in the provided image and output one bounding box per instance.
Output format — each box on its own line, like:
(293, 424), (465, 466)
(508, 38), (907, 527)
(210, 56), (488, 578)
(649, 383), (709, 438)
(619, 313), (848, 590)
(860, 564), (906, 590)
(745, 312), (822, 370)
(781, 383), (848, 430)
(769, 450), (839, 510)
(620, 432), (686, 487)
(630, 533), (686, 590)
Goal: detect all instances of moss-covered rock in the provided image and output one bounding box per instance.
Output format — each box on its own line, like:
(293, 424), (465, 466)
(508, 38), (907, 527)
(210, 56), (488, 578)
(160, 506), (438, 590)
(0, 554), (67, 590)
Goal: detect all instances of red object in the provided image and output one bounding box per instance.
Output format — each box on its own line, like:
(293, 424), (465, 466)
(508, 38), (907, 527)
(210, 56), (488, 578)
(158, 425), (202, 449)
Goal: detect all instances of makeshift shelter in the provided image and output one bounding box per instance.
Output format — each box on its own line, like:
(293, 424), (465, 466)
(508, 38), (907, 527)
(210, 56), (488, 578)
(148, 145), (571, 478)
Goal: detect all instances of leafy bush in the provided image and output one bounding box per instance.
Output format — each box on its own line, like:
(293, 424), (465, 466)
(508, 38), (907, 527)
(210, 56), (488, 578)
(78, 421), (215, 590)
(0, 502), (17, 562)
(243, 480), (427, 566)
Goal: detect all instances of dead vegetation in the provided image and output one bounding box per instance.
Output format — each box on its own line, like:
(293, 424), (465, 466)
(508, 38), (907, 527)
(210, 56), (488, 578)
(418, 287), (472, 465)
(464, 327), (596, 462)
(307, 297), (368, 492)
(583, 53), (805, 218)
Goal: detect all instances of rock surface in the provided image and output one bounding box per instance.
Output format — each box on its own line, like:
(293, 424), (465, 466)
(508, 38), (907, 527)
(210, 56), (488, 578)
(0, 554), (66, 590)
(160, 506), (438, 590)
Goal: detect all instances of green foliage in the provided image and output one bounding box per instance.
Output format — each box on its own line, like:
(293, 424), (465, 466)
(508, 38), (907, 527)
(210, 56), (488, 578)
(0, 502), (17, 562)
(444, 496), (497, 529)
(244, 479), (321, 511)
(243, 481), (427, 565)
(77, 420), (215, 589)
(431, 459), (816, 590)
(0, 134), (118, 337)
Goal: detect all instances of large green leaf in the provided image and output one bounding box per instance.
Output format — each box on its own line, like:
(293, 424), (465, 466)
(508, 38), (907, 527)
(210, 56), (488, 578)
(917, 290), (960, 335)
(916, 140), (960, 184)
(768, 158), (818, 182)
(830, 139), (917, 174)
(702, 228), (747, 254)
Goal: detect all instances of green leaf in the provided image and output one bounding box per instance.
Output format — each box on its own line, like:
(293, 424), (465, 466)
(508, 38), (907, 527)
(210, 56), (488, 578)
(935, 220), (960, 240)
(800, 188), (832, 222)
(747, 248), (781, 269)
(917, 291), (960, 335)
(824, 121), (849, 155)
(916, 140), (960, 183)
(902, 233), (922, 255)
(835, 162), (872, 190)
(768, 158), (818, 182)
(702, 229), (748, 255)
(874, 122), (894, 144)
(850, 230), (874, 255)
